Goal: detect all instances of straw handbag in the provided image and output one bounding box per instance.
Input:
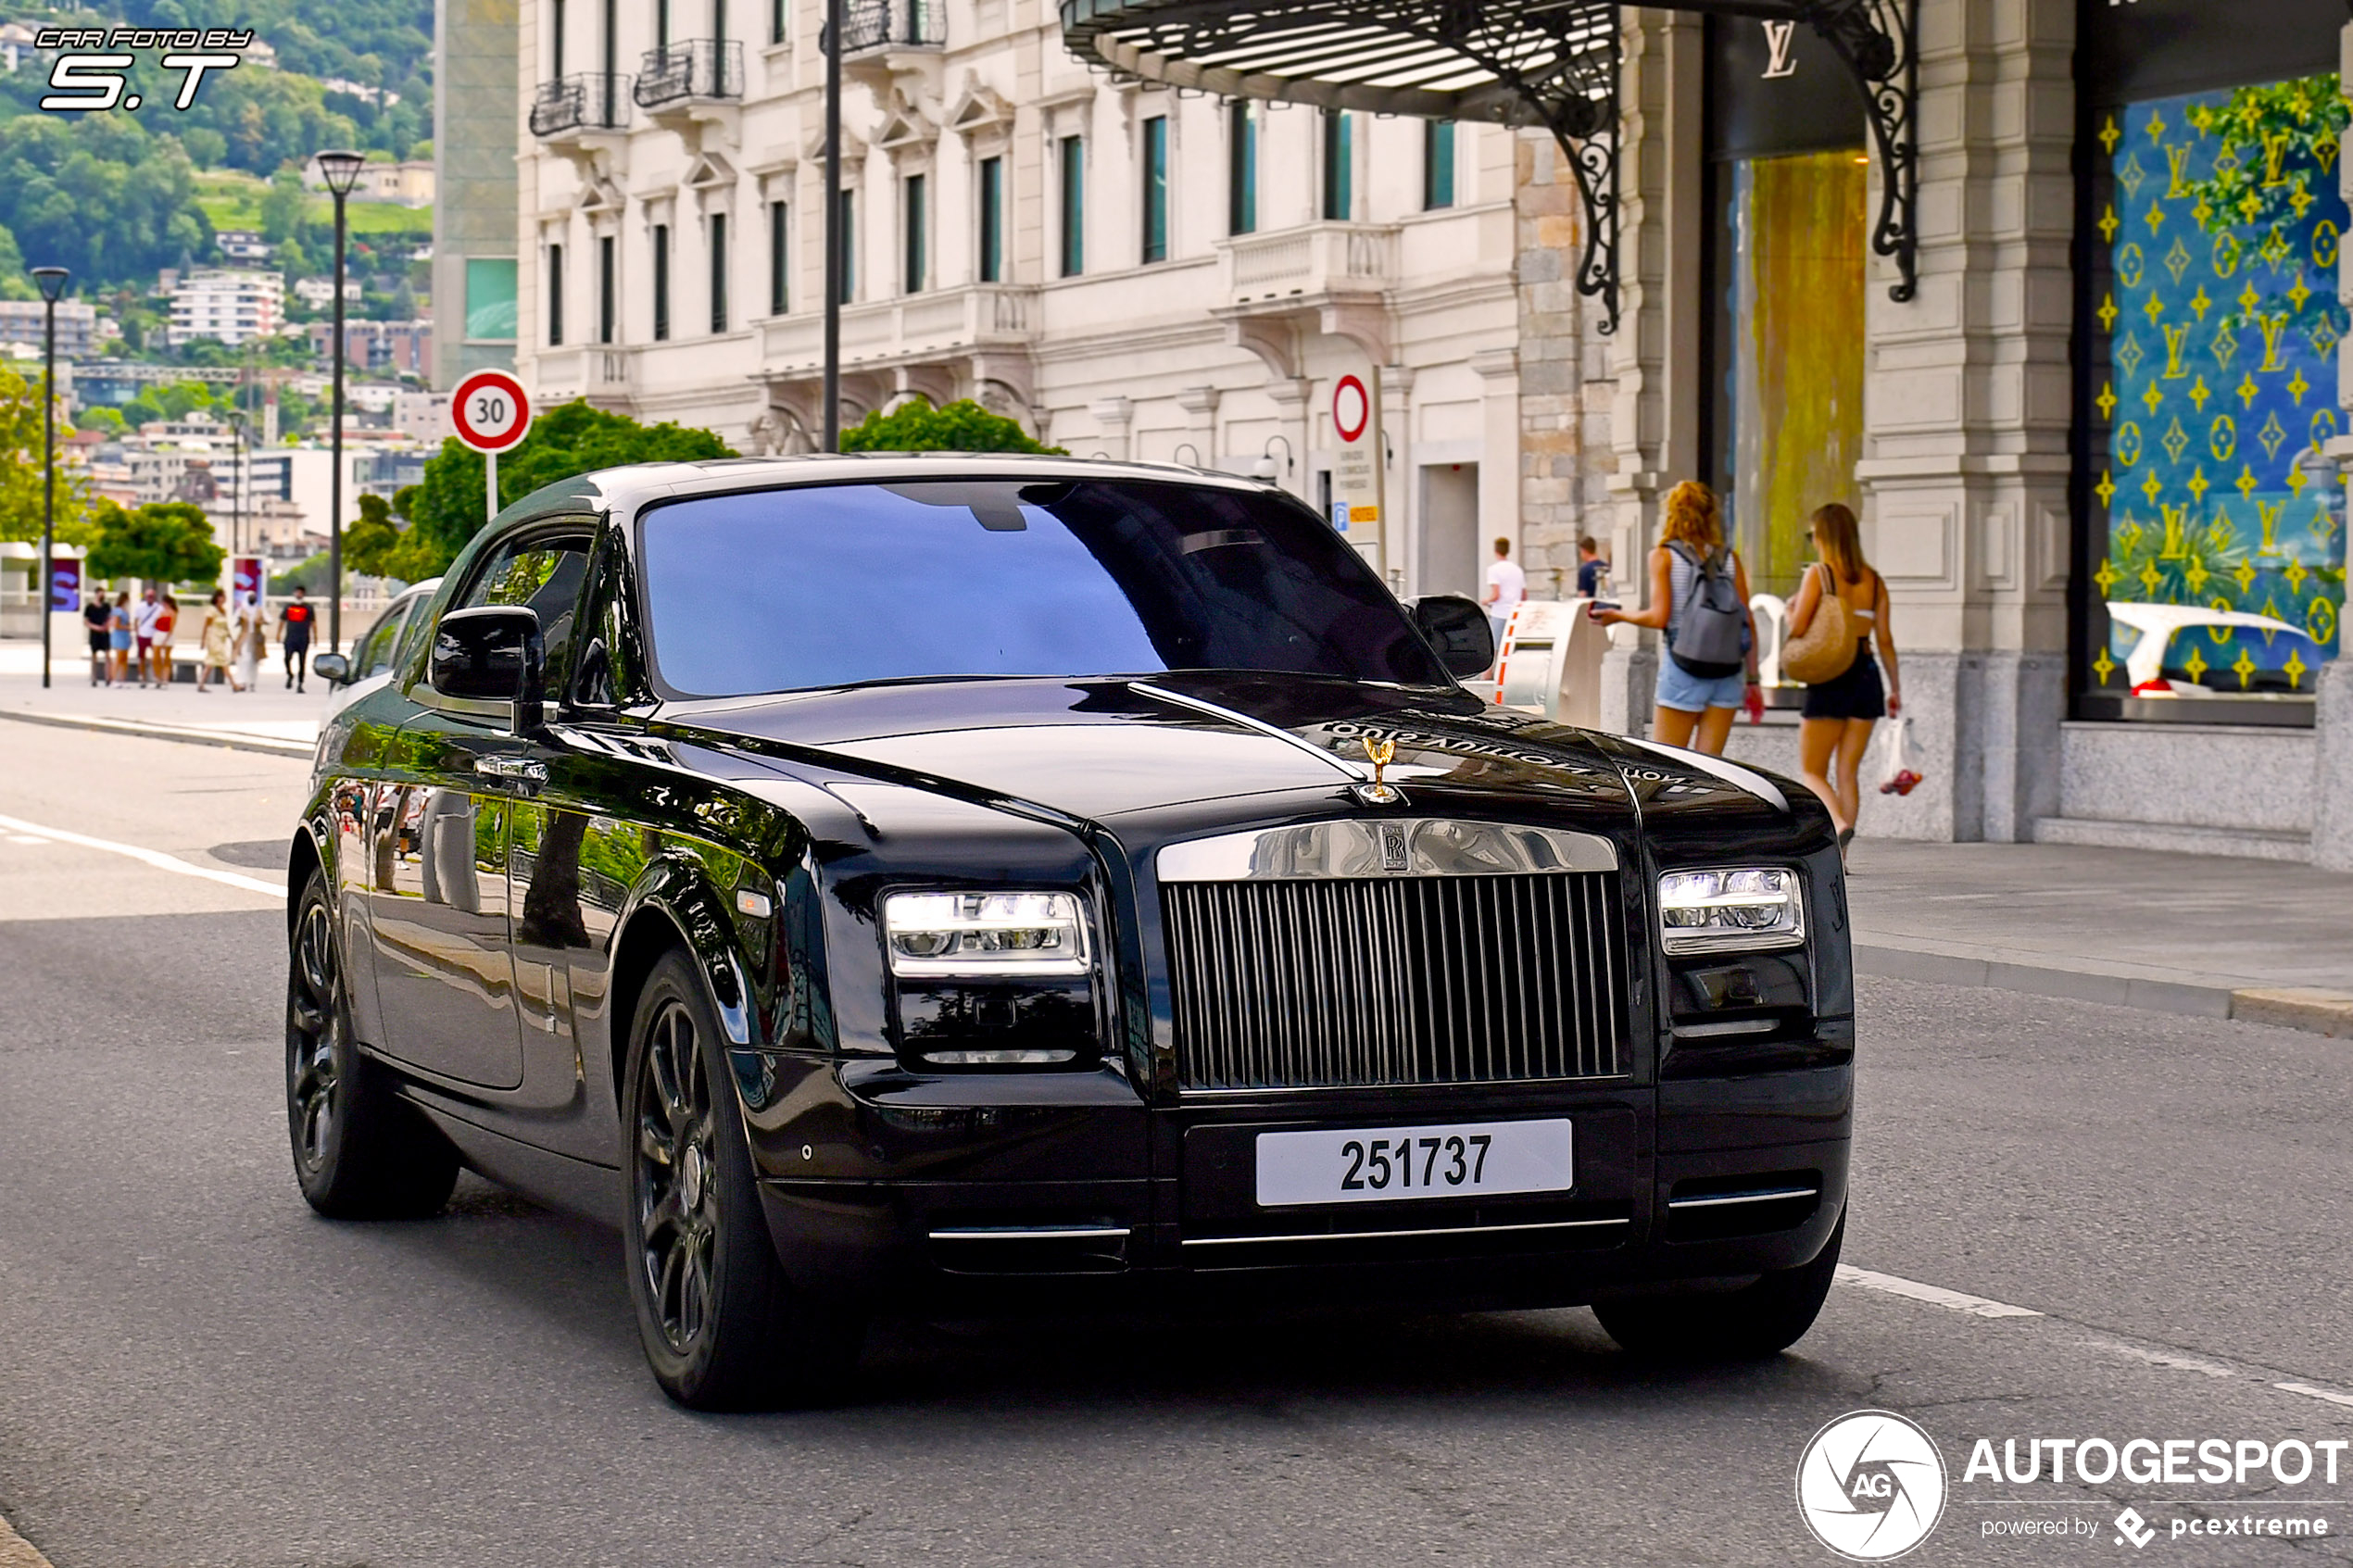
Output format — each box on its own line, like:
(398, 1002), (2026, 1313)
(1780, 563), (1859, 685)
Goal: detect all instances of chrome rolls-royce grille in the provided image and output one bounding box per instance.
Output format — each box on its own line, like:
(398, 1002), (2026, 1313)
(1161, 871), (1629, 1092)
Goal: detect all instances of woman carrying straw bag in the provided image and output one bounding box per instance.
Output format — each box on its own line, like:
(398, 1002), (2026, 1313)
(1783, 503), (1900, 849)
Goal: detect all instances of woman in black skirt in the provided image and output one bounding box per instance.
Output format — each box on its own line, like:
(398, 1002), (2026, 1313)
(1787, 503), (1901, 848)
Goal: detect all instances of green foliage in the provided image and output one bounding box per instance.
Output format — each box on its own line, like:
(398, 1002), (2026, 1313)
(0, 365), (102, 546)
(0, 114), (209, 287)
(838, 396), (1062, 455)
(87, 501), (226, 585)
(0, 224), (30, 301)
(345, 491), (401, 577)
(387, 402), (737, 580)
(269, 551), (334, 595)
(78, 406), (126, 435)
(2182, 75), (2350, 242)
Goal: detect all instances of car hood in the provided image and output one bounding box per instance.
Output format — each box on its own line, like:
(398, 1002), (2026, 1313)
(651, 672), (1793, 831)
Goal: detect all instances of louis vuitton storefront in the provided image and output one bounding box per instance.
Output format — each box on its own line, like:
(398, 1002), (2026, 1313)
(1064, 0), (2353, 862)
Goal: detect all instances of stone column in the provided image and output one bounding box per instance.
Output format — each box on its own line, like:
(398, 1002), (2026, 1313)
(1088, 395), (1134, 460)
(1851, 0), (2074, 840)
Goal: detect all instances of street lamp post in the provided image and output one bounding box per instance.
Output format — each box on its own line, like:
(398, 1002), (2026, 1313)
(31, 265), (69, 690)
(314, 149), (367, 654)
(225, 409), (246, 557)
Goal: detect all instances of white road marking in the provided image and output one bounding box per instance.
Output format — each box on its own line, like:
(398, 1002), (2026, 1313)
(2078, 1337), (2239, 1378)
(0, 812), (285, 898)
(1835, 1265), (2043, 1319)
(7, 834), (51, 845)
(2275, 1381), (2353, 1411)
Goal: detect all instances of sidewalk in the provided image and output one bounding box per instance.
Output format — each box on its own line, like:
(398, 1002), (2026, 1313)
(1846, 838), (2353, 1034)
(0, 641), (324, 757)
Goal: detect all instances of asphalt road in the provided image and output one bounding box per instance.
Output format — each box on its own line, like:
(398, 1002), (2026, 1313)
(1, 720), (2349, 1567)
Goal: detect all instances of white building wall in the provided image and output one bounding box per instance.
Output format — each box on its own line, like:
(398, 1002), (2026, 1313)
(513, 0), (1525, 596)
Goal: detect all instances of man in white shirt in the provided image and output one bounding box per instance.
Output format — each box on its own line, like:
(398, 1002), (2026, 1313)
(133, 588), (164, 689)
(1481, 536), (1527, 646)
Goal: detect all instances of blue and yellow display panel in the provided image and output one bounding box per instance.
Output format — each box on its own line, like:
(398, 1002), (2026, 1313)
(2088, 77), (2347, 701)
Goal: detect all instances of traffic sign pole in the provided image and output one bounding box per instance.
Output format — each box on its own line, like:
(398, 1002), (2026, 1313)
(451, 370), (532, 529)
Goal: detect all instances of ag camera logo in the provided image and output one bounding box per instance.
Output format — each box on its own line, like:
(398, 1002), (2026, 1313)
(1796, 1410), (1947, 1561)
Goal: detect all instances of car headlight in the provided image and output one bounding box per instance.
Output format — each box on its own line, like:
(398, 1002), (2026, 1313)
(1657, 868), (1805, 955)
(884, 892), (1091, 978)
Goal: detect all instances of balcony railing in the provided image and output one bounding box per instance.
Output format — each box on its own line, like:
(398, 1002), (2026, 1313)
(531, 73), (632, 137)
(831, 0), (943, 54)
(1220, 221), (1399, 304)
(760, 284), (1034, 372)
(634, 40), (744, 108)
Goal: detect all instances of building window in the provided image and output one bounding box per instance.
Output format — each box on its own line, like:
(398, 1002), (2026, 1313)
(598, 233), (616, 343)
(547, 244), (564, 345)
(903, 172), (926, 294)
(1059, 134), (1085, 277)
(977, 156), (1004, 282)
(464, 257), (517, 341)
(656, 0), (670, 49)
(1227, 102), (1255, 235)
(713, 0), (727, 44)
(770, 0), (786, 44)
(551, 0), (566, 71)
(709, 211), (728, 333)
(1320, 110), (1352, 221)
(1140, 115), (1169, 264)
(768, 200), (787, 314)
(652, 222), (671, 340)
(1423, 120), (1455, 209)
(834, 187), (854, 304)
(2080, 75), (2347, 717)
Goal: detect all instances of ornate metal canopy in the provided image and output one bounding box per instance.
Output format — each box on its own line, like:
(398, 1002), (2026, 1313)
(1060, 0), (1917, 336)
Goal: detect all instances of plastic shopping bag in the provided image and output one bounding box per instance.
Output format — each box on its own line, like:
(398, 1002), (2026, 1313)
(1875, 715), (1922, 797)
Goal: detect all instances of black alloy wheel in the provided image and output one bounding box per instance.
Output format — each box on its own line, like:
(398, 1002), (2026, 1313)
(622, 950), (862, 1410)
(635, 994), (721, 1355)
(285, 870), (459, 1219)
(1592, 1212), (1845, 1360)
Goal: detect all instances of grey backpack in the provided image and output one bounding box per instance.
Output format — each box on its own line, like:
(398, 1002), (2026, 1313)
(1665, 542), (1749, 679)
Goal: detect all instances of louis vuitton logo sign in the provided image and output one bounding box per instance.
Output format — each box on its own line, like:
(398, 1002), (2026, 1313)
(1761, 19), (1797, 78)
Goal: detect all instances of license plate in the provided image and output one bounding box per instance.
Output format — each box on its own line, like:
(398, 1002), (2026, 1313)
(1254, 1119), (1574, 1209)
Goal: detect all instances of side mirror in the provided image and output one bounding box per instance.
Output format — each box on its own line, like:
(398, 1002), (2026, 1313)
(429, 606), (545, 732)
(1409, 595), (1497, 680)
(310, 651), (351, 686)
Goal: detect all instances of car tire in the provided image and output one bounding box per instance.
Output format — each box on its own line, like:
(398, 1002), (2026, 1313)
(286, 870), (460, 1220)
(622, 949), (862, 1411)
(1592, 1212), (1844, 1360)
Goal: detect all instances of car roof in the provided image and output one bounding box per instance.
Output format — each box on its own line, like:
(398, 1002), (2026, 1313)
(494, 452), (1285, 530)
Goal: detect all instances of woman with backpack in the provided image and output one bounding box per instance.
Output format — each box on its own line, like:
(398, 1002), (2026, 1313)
(1591, 480), (1758, 756)
(1782, 502), (1902, 848)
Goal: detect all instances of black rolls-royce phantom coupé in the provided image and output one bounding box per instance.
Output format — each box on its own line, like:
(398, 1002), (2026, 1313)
(288, 455), (1851, 1408)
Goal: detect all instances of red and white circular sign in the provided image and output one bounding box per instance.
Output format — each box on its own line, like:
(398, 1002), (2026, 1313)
(451, 369), (532, 453)
(1331, 374), (1370, 444)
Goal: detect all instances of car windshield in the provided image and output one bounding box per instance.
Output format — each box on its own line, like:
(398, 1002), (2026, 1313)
(636, 477), (1448, 697)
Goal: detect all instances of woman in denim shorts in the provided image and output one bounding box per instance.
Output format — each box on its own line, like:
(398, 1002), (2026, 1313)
(1592, 481), (1758, 756)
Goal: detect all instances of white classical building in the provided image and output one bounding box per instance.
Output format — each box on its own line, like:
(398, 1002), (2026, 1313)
(167, 270), (286, 347)
(512, 0), (1530, 598)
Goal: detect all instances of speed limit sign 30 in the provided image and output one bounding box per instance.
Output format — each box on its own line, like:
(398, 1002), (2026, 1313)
(452, 369), (531, 453)
(451, 369), (531, 521)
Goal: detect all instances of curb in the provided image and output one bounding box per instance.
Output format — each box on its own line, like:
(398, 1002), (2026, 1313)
(0, 1512), (55, 1568)
(0, 706), (316, 759)
(1855, 944), (2353, 1039)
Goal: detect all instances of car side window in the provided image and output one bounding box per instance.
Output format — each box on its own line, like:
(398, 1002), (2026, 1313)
(457, 531), (594, 707)
(352, 603), (404, 679)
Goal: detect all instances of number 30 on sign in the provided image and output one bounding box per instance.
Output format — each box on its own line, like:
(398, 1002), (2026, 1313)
(452, 369), (531, 454)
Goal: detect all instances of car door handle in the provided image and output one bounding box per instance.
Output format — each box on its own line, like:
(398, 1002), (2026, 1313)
(473, 757), (547, 788)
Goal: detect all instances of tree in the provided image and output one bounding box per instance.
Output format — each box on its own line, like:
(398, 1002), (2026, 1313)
(387, 401), (736, 579)
(838, 395), (1062, 454)
(0, 366), (102, 546)
(86, 502), (227, 586)
(346, 492), (402, 577)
